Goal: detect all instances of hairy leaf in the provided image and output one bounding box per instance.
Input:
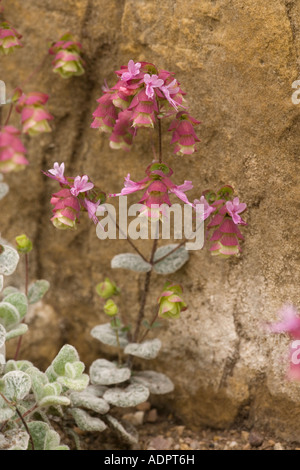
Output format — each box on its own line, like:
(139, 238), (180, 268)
(70, 408), (107, 432)
(0, 245), (19, 276)
(3, 292), (28, 319)
(153, 244), (189, 274)
(5, 323), (28, 341)
(106, 415), (139, 446)
(103, 383), (149, 407)
(27, 280), (50, 304)
(111, 253), (151, 273)
(3, 370), (31, 401)
(91, 323), (129, 348)
(0, 302), (20, 329)
(70, 391), (110, 414)
(131, 370), (174, 395)
(90, 359), (131, 386)
(124, 338), (162, 360)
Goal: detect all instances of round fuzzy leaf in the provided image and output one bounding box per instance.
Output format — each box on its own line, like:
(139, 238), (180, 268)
(3, 429), (29, 451)
(0, 323), (5, 349)
(103, 383), (149, 407)
(111, 253), (151, 273)
(91, 323), (129, 348)
(90, 359), (131, 386)
(70, 391), (110, 414)
(57, 373), (89, 391)
(0, 275), (3, 293)
(3, 370), (31, 401)
(3, 292), (28, 319)
(50, 344), (79, 376)
(124, 338), (162, 360)
(2, 286), (18, 296)
(0, 182), (9, 201)
(39, 395), (71, 408)
(106, 414), (139, 446)
(153, 244), (189, 274)
(85, 384), (108, 397)
(64, 361), (85, 379)
(27, 280), (50, 304)
(0, 302), (20, 329)
(27, 421), (49, 450)
(131, 370), (174, 395)
(0, 245), (19, 276)
(70, 408), (107, 432)
(0, 404), (15, 421)
(5, 359), (33, 373)
(5, 323), (28, 341)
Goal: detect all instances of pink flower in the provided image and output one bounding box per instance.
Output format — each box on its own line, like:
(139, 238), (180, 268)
(70, 175), (94, 196)
(47, 162), (68, 184)
(83, 198), (104, 225)
(143, 74), (164, 99)
(49, 33), (85, 79)
(169, 112), (201, 155)
(225, 197), (247, 225)
(193, 195), (216, 220)
(159, 79), (181, 111)
(50, 188), (81, 230)
(128, 89), (158, 128)
(110, 162), (193, 218)
(16, 92), (53, 136)
(0, 126), (28, 173)
(0, 22), (23, 55)
(268, 305), (300, 340)
(91, 93), (118, 133)
(121, 60), (141, 81)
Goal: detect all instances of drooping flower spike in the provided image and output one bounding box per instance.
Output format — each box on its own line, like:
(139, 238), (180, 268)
(91, 60), (200, 154)
(16, 92), (54, 136)
(0, 22), (23, 55)
(0, 126), (28, 173)
(44, 162), (106, 230)
(110, 162), (194, 219)
(49, 33), (85, 79)
(158, 282), (187, 319)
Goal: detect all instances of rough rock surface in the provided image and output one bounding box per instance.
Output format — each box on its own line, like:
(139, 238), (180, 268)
(1, 0), (300, 442)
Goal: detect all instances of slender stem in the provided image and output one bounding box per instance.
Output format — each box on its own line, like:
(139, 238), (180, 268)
(4, 103), (13, 126)
(15, 406), (35, 450)
(139, 306), (160, 343)
(19, 54), (49, 89)
(132, 236), (158, 342)
(158, 118), (162, 163)
(14, 253), (29, 360)
(107, 210), (149, 263)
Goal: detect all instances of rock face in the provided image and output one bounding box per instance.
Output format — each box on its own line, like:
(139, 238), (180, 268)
(1, 0), (300, 442)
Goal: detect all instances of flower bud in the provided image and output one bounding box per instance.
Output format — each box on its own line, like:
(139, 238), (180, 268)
(15, 234), (33, 253)
(96, 278), (119, 299)
(49, 34), (85, 79)
(104, 299), (118, 317)
(50, 188), (80, 230)
(0, 126), (28, 173)
(158, 283), (187, 319)
(16, 92), (53, 136)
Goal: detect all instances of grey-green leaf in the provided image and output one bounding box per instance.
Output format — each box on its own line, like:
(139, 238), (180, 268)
(153, 244), (189, 274)
(0, 245), (19, 276)
(0, 302), (20, 329)
(90, 359), (131, 386)
(131, 370), (174, 395)
(3, 370), (31, 401)
(0, 182), (9, 201)
(49, 344), (79, 376)
(70, 408), (107, 432)
(91, 323), (129, 348)
(5, 323), (28, 341)
(0, 275), (3, 293)
(106, 415), (139, 446)
(4, 292), (28, 319)
(103, 383), (149, 407)
(70, 391), (110, 414)
(111, 253), (151, 273)
(27, 280), (50, 304)
(124, 338), (162, 360)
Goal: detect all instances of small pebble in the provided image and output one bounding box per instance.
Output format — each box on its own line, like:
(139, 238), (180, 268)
(147, 409), (158, 423)
(229, 441), (238, 448)
(137, 402), (151, 412)
(249, 431), (264, 448)
(176, 425), (185, 437)
(274, 443), (284, 451)
(122, 411), (144, 426)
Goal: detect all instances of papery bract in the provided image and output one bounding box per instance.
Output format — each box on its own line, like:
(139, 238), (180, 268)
(16, 92), (54, 136)
(49, 33), (85, 79)
(50, 188), (81, 230)
(169, 112), (201, 155)
(0, 22), (23, 55)
(158, 283), (187, 319)
(0, 126), (28, 173)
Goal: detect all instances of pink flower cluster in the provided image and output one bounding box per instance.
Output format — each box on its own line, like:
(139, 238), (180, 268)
(16, 92), (53, 136)
(0, 126), (28, 173)
(49, 33), (85, 79)
(200, 187), (247, 258)
(91, 60), (200, 154)
(0, 21), (23, 55)
(268, 305), (300, 381)
(110, 162), (193, 219)
(44, 162), (104, 230)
